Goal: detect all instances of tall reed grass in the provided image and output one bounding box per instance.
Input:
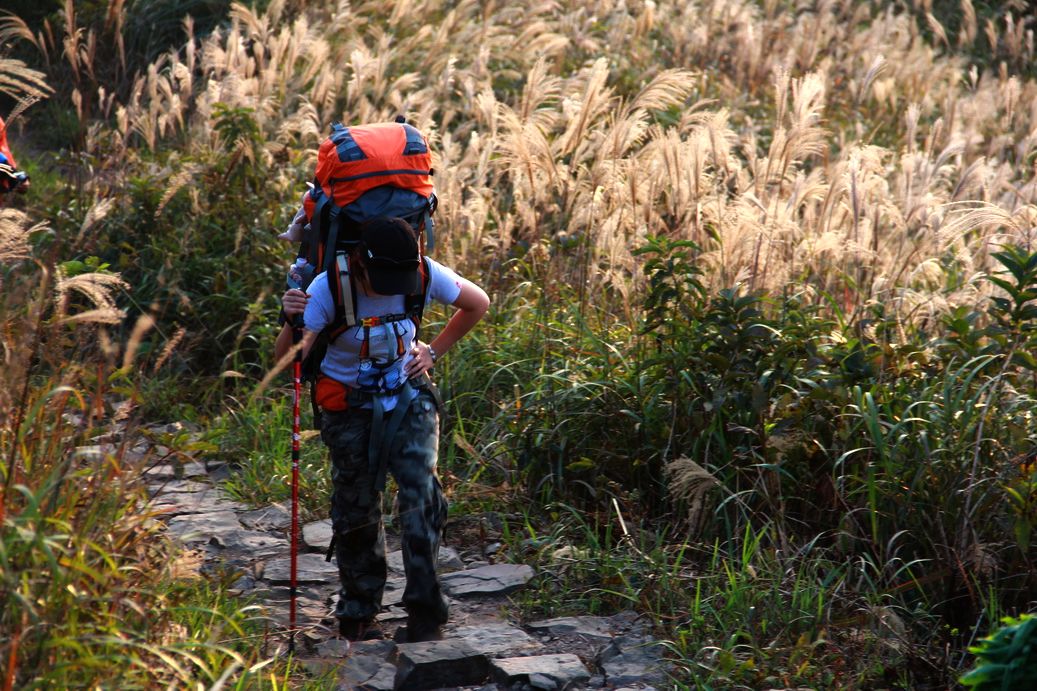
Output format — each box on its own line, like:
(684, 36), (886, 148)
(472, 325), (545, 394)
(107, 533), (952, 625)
(4, 0), (1037, 686)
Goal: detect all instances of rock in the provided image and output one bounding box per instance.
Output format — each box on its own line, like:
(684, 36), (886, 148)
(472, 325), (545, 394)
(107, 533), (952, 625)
(151, 489), (246, 516)
(394, 640), (490, 690)
(529, 673), (557, 689)
(229, 573), (256, 591)
(386, 545), (465, 574)
(596, 635), (668, 687)
(490, 654), (590, 689)
(143, 421), (201, 435)
(336, 654), (397, 691)
(302, 519), (333, 549)
(382, 576), (408, 607)
(316, 638), (351, 658)
(376, 606), (409, 624)
(166, 511), (243, 544)
(72, 443), (118, 461)
(527, 616), (615, 641)
(239, 503), (291, 531)
(450, 622), (542, 657)
(208, 529), (285, 557)
(141, 461), (208, 480)
(439, 546), (466, 571)
(352, 639), (397, 658)
(263, 553), (340, 584)
(441, 564), (535, 597)
(147, 479), (211, 496)
(298, 658), (336, 677)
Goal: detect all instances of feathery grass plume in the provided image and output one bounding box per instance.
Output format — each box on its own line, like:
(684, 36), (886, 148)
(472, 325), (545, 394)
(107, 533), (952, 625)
(54, 270), (129, 326)
(121, 313), (156, 370)
(276, 98), (321, 152)
(556, 58), (613, 162)
(517, 57), (562, 127)
(0, 12), (38, 48)
(0, 209), (34, 266)
(665, 456), (721, 539)
(155, 162), (203, 218)
(499, 109), (559, 212)
(856, 54), (887, 105)
(0, 58), (52, 101)
(925, 12), (949, 49)
(152, 326), (186, 374)
(958, 0), (977, 48)
(73, 197), (116, 247)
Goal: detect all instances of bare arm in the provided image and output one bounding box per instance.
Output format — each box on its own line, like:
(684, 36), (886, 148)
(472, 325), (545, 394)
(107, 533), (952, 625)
(272, 288), (319, 374)
(404, 277), (490, 378)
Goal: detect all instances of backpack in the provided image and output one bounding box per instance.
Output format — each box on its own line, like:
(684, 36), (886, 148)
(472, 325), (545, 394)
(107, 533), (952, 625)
(285, 118), (438, 422)
(299, 116), (436, 270)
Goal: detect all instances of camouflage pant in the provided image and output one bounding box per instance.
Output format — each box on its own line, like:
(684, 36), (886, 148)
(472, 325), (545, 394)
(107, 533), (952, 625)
(320, 389), (449, 625)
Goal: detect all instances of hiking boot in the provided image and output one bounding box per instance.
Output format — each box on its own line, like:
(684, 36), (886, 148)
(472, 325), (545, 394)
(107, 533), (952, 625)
(338, 618), (384, 641)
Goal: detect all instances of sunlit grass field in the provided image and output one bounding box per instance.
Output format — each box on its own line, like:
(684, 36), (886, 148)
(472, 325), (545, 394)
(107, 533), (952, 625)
(2, 0), (1036, 687)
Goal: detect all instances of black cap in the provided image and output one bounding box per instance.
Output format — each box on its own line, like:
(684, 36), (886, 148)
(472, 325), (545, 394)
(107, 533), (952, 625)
(360, 217), (421, 295)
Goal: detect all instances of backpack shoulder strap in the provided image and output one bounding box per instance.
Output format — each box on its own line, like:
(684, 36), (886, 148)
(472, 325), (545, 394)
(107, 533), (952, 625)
(323, 255), (430, 343)
(334, 253), (358, 327)
(404, 256), (432, 328)
(321, 253), (357, 344)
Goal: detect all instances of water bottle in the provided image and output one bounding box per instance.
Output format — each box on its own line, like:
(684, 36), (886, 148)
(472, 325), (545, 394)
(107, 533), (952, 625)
(286, 257), (314, 291)
(285, 258), (314, 329)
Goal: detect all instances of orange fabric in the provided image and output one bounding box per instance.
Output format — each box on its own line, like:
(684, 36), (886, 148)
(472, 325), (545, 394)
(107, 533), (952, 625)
(315, 374), (350, 411)
(314, 123), (433, 208)
(0, 116), (16, 168)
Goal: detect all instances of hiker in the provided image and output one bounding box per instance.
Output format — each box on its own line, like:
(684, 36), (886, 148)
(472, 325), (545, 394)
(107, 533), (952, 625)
(274, 216), (489, 643)
(0, 115), (29, 198)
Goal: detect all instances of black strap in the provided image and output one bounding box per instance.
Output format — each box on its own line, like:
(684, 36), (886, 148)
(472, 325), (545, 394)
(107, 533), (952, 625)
(355, 381), (421, 508)
(325, 534), (336, 562)
(324, 205), (340, 274)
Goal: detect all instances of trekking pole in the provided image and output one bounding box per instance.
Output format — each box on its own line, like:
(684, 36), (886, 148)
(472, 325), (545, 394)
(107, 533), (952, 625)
(285, 259), (312, 655)
(289, 319), (301, 654)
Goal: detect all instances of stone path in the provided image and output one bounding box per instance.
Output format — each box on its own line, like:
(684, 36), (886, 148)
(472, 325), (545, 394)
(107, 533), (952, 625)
(140, 427), (670, 690)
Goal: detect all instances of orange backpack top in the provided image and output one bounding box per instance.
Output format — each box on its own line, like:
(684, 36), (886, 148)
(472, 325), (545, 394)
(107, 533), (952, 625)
(299, 119), (436, 275)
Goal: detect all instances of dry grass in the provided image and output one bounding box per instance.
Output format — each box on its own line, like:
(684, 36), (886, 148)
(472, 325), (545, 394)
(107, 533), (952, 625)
(4, 0), (1024, 328)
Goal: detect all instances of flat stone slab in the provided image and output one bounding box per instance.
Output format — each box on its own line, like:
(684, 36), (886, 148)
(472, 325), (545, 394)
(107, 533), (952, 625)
(151, 489), (246, 516)
(166, 511), (243, 544)
(147, 479), (211, 495)
(263, 553), (339, 584)
(490, 654), (591, 688)
(394, 639), (489, 690)
(316, 639), (351, 658)
(441, 564), (535, 597)
(382, 575), (407, 607)
(143, 421), (202, 435)
(451, 622), (543, 657)
(141, 461), (208, 480)
(527, 615), (616, 640)
(597, 636), (669, 686)
(302, 519), (333, 549)
(239, 503), (291, 531)
(72, 443), (119, 461)
(208, 528), (285, 557)
(387, 546), (465, 574)
(337, 653), (396, 691)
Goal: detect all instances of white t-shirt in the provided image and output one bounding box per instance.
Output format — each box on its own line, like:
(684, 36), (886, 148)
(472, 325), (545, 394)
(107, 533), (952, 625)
(303, 257), (463, 409)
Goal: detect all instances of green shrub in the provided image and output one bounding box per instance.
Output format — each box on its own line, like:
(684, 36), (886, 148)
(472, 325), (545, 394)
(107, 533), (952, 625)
(961, 613), (1037, 689)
